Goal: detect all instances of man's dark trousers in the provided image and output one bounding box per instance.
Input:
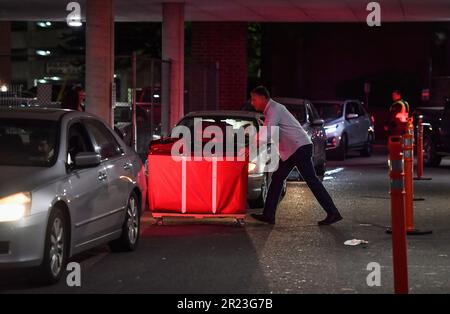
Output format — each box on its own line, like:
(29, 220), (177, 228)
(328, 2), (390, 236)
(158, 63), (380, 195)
(263, 144), (338, 220)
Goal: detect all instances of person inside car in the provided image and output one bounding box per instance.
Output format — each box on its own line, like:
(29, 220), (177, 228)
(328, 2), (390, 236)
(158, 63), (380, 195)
(30, 132), (54, 164)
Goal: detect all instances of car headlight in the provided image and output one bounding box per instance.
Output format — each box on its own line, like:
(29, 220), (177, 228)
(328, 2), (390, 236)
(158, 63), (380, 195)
(324, 124), (338, 133)
(248, 162), (257, 173)
(0, 192), (31, 222)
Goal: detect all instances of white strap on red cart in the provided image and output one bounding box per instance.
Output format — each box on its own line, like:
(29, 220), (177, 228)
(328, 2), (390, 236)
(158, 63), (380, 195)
(212, 157), (217, 214)
(180, 156), (218, 214)
(181, 157), (187, 213)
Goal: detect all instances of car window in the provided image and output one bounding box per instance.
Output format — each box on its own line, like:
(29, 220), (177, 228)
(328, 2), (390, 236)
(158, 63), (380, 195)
(309, 103), (321, 121)
(314, 102), (344, 122)
(0, 118), (58, 167)
(284, 103), (306, 124)
(357, 103), (368, 117)
(351, 102), (363, 116)
(352, 102), (364, 116)
(176, 116), (259, 152)
(84, 119), (123, 160)
(67, 122), (95, 165)
(345, 103), (353, 115)
(346, 102), (358, 116)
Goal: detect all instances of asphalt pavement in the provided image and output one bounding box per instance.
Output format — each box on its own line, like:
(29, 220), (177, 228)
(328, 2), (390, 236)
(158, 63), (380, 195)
(1, 145), (450, 294)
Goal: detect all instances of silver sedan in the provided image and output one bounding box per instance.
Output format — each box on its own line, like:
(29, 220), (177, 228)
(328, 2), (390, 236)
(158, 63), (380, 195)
(0, 108), (147, 284)
(175, 110), (286, 208)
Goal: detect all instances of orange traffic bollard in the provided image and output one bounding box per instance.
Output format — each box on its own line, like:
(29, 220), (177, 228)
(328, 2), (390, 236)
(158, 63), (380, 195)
(403, 118), (432, 235)
(387, 136), (409, 294)
(414, 115), (432, 181)
(403, 121), (415, 232)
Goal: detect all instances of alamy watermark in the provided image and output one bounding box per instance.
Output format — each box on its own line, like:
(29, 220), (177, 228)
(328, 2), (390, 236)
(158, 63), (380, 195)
(66, 2), (82, 27)
(366, 262), (381, 287)
(169, 118), (280, 173)
(367, 2), (381, 27)
(66, 262), (81, 287)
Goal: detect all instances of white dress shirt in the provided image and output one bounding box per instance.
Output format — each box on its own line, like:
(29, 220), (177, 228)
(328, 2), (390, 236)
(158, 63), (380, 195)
(258, 98), (312, 161)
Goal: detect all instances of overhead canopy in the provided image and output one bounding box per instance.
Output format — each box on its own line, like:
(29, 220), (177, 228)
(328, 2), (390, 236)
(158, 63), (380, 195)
(0, 0), (450, 22)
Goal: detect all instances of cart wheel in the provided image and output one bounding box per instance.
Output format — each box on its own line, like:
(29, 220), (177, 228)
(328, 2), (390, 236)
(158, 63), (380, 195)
(155, 218), (164, 226)
(236, 219), (246, 227)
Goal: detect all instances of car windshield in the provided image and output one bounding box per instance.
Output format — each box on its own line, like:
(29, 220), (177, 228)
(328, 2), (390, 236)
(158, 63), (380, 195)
(176, 116), (258, 152)
(0, 119), (59, 167)
(314, 102), (344, 122)
(284, 103), (306, 124)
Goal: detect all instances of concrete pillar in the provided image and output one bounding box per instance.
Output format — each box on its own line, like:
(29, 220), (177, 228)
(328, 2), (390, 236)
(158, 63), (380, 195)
(86, 0), (114, 125)
(0, 22), (12, 85)
(162, 2), (184, 128)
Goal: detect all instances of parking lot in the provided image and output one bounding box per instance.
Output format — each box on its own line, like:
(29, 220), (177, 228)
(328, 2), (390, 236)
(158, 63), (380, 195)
(1, 146), (449, 294)
(3, 1), (450, 299)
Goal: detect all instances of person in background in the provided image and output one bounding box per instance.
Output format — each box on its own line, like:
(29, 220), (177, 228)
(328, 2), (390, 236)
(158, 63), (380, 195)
(61, 85), (85, 111)
(387, 89), (409, 136)
(249, 86), (343, 226)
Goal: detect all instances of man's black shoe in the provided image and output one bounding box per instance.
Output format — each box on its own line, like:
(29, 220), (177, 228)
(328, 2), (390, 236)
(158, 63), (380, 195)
(251, 214), (275, 225)
(318, 212), (343, 226)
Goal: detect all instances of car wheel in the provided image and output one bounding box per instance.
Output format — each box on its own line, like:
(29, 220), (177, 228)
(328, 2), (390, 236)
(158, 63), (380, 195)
(37, 207), (68, 285)
(360, 132), (373, 157)
(335, 134), (347, 161)
(423, 134), (442, 167)
(109, 192), (141, 252)
(249, 174), (269, 208)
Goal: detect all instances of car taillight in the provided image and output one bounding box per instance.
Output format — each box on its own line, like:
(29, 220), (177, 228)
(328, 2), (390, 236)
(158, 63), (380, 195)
(248, 162), (257, 173)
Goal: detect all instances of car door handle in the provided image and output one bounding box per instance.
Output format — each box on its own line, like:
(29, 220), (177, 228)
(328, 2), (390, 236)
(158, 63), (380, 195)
(123, 162), (132, 170)
(98, 171), (107, 181)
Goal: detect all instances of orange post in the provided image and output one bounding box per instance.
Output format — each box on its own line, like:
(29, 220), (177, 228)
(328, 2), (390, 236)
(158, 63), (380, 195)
(403, 118), (432, 235)
(388, 136), (409, 294)
(414, 116), (432, 181)
(403, 120), (415, 232)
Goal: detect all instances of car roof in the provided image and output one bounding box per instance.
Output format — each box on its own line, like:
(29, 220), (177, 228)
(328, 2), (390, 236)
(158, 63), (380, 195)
(313, 100), (360, 104)
(273, 97), (310, 105)
(0, 108), (98, 121)
(183, 110), (264, 119)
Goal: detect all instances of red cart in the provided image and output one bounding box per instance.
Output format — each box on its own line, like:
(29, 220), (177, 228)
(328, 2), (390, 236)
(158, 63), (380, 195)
(147, 139), (248, 226)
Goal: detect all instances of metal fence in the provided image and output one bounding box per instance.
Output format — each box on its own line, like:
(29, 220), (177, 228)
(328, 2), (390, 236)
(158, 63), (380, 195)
(1, 53), (219, 160)
(115, 54), (171, 159)
(0, 83), (62, 107)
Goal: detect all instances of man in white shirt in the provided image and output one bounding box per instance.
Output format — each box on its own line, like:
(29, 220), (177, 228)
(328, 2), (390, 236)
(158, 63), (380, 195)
(249, 86), (342, 226)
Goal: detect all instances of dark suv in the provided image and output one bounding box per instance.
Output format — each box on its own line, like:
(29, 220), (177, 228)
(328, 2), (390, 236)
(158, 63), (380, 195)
(414, 99), (450, 166)
(273, 97), (328, 177)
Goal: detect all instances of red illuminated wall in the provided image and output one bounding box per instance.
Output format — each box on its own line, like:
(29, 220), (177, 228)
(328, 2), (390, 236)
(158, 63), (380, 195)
(260, 22), (450, 141)
(191, 22), (248, 110)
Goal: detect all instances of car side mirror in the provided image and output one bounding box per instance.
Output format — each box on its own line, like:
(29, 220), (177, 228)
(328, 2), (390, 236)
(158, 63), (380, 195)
(74, 152), (101, 168)
(346, 113), (359, 120)
(311, 119), (325, 127)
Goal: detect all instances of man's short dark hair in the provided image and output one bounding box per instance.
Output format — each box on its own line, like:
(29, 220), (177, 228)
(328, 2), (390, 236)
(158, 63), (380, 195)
(392, 89), (401, 95)
(251, 86), (270, 99)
